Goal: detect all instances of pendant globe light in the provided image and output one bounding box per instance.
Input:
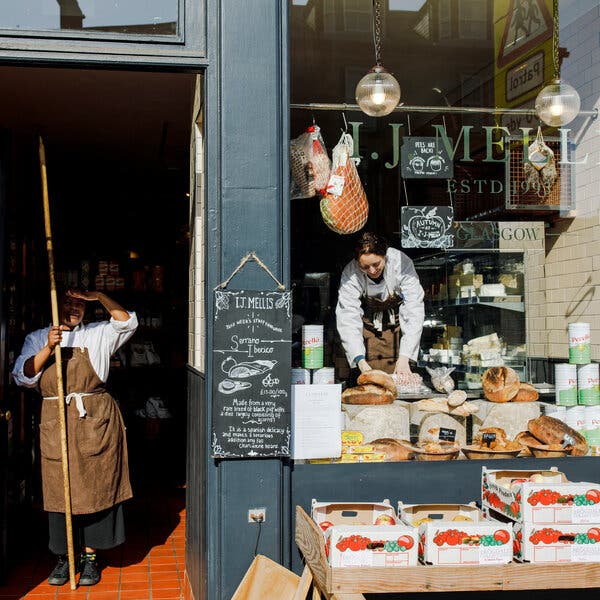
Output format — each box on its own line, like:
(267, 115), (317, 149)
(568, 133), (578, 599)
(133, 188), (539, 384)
(355, 0), (400, 117)
(535, 0), (580, 127)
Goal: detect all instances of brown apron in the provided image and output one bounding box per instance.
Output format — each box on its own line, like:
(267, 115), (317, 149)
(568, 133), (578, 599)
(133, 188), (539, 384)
(39, 347), (132, 515)
(361, 293), (403, 374)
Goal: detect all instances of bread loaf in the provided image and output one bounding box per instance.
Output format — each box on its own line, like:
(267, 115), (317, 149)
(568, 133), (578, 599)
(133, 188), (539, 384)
(370, 438), (414, 461)
(415, 398), (450, 413)
(449, 402), (479, 416)
(527, 415), (588, 456)
(482, 367), (520, 402)
(357, 369), (397, 395)
(342, 384), (394, 405)
(512, 383), (539, 402)
(447, 390), (468, 407)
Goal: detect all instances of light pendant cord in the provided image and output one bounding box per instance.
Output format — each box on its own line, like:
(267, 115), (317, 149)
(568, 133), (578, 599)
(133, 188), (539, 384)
(372, 0), (382, 66)
(552, 0), (559, 79)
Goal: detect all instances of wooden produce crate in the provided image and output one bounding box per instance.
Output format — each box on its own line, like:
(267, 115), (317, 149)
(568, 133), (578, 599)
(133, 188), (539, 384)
(295, 505), (600, 599)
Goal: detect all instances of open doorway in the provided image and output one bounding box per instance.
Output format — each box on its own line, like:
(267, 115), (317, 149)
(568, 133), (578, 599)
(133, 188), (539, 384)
(0, 65), (196, 592)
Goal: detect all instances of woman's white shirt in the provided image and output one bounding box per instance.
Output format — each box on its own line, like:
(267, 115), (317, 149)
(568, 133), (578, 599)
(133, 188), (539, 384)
(336, 248), (424, 366)
(12, 312), (138, 388)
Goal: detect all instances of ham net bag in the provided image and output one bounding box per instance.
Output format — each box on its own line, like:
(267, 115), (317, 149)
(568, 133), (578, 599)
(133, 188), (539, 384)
(320, 132), (368, 234)
(290, 125), (331, 199)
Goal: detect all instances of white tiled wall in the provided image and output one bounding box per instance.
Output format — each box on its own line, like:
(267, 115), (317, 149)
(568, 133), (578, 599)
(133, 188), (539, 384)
(531, 4), (600, 360)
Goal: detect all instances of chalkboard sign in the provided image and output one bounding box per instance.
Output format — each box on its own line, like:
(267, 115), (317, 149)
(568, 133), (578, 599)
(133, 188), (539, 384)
(401, 206), (454, 249)
(438, 427), (457, 442)
(212, 290), (292, 458)
(401, 136), (454, 179)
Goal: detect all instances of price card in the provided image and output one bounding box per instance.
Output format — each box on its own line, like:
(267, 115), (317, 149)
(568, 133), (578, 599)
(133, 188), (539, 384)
(439, 427), (457, 442)
(482, 432), (497, 447)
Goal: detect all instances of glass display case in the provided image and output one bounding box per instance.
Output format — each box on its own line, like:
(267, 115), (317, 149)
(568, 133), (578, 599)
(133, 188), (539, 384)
(414, 250), (526, 391)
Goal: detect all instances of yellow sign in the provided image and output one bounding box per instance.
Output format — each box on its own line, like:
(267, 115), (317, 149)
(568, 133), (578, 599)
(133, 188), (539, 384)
(494, 0), (554, 122)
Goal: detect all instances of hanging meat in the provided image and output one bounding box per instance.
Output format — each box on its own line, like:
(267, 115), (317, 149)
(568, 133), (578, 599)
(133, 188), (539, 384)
(320, 132), (368, 234)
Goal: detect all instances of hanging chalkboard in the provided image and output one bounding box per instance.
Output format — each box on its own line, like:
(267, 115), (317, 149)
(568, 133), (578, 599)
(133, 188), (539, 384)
(401, 136), (454, 179)
(212, 289), (292, 458)
(401, 206), (454, 248)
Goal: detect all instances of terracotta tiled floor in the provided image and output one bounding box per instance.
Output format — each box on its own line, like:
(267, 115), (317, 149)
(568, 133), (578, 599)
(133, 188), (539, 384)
(0, 487), (187, 600)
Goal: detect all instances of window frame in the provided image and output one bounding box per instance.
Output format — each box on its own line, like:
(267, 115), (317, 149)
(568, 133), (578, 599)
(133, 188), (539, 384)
(0, 0), (205, 65)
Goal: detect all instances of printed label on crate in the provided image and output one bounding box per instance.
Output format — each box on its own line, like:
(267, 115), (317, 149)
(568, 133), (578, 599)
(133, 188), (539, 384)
(479, 544), (512, 564)
(573, 505), (600, 524)
(572, 543), (600, 563)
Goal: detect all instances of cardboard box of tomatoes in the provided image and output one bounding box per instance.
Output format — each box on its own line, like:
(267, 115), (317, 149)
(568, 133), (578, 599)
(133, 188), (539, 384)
(482, 467), (600, 524)
(311, 499), (418, 567)
(514, 521), (600, 563)
(398, 502), (513, 566)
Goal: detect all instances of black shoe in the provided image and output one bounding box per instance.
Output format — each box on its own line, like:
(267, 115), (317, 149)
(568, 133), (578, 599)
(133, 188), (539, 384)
(48, 555), (70, 586)
(79, 552), (101, 586)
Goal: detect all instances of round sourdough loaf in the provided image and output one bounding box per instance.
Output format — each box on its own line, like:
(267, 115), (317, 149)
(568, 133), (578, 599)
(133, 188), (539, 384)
(357, 369), (397, 395)
(341, 384), (395, 405)
(527, 415), (588, 456)
(512, 383), (539, 402)
(482, 367), (520, 402)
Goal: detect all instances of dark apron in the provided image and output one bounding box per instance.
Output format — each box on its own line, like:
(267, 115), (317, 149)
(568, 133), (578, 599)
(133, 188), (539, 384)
(39, 347), (132, 515)
(360, 293), (403, 373)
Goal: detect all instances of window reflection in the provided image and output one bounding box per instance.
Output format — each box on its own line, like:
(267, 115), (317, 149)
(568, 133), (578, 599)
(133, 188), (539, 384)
(0, 1), (178, 36)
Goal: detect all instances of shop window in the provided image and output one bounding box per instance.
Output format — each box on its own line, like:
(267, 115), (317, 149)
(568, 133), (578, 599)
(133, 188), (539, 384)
(324, 0), (378, 34)
(0, 1), (179, 37)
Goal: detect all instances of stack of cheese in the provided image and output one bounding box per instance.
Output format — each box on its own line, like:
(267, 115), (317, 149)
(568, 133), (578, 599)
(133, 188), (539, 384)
(463, 333), (504, 369)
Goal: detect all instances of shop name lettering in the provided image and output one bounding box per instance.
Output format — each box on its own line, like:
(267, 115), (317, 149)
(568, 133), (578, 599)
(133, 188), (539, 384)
(235, 296), (275, 309)
(350, 123), (593, 166)
(349, 122), (597, 193)
(456, 222), (540, 242)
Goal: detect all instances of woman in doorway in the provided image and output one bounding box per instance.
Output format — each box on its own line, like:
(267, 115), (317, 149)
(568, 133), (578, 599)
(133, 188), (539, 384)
(336, 232), (425, 379)
(12, 289), (138, 586)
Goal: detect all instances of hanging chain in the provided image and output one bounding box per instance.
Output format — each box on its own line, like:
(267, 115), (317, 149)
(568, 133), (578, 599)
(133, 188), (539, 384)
(372, 0), (382, 66)
(552, 0), (559, 78)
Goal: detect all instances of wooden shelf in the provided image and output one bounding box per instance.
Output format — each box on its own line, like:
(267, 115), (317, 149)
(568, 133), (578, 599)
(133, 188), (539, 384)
(295, 505), (600, 599)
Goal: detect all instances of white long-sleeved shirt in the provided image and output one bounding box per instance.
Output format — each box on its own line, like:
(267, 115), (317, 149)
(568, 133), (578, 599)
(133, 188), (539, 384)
(336, 248), (424, 367)
(12, 313), (138, 388)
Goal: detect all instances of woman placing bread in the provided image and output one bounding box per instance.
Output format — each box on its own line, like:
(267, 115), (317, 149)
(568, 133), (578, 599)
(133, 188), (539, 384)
(336, 232), (425, 380)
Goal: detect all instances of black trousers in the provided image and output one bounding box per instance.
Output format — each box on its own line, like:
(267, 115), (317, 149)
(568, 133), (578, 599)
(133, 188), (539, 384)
(48, 504), (125, 555)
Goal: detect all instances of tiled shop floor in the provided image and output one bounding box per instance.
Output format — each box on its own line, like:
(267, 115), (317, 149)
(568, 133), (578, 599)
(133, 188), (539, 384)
(0, 487), (187, 600)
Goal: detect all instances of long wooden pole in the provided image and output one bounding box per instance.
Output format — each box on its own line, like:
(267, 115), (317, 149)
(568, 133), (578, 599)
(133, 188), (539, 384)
(38, 137), (77, 590)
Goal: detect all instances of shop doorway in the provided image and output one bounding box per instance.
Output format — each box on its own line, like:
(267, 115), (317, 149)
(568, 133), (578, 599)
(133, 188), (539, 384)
(0, 65), (196, 586)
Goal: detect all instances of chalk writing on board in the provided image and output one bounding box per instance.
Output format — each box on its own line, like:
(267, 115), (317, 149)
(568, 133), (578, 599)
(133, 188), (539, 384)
(212, 290), (292, 458)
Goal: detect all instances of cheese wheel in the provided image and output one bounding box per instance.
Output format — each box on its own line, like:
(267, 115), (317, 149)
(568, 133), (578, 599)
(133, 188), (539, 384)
(341, 384), (394, 405)
(357, 369), (397, 395)
(482, 367), (520, 403)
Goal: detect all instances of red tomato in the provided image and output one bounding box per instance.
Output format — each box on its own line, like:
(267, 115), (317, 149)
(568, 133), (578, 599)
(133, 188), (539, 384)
(493, 529), (510, 545)
(397, 535), (414, 550)
(587, 527), (600, 541)
(513, 539), (521, 555)
(319, 521), (334, 532)
(586, 489), (600, 504)
(375, 514), (396, 525)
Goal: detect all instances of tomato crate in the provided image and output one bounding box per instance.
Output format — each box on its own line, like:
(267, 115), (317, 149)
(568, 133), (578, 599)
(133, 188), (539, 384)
(311, 499), (418, 567)
(398, 502), (513, 566)
(482, 467), (600, 525)
(514, 522), (600, 563)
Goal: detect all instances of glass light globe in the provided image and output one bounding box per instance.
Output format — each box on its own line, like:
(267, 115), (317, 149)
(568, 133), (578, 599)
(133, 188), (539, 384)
(355, 65), (401, 117)
(535, 78), (581, 127)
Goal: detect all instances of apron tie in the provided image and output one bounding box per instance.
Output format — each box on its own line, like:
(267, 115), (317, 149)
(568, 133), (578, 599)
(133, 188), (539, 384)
(43, 392), (95, 418)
